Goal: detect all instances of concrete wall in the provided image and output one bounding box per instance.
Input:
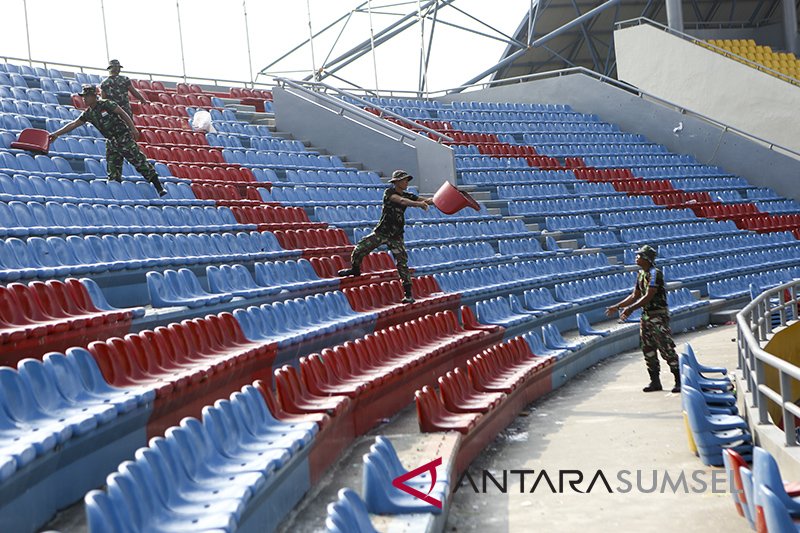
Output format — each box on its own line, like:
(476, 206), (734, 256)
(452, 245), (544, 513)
(614, 23), (800, 155)
(437, 73), (800, 202)
(273, 86), (455, 194)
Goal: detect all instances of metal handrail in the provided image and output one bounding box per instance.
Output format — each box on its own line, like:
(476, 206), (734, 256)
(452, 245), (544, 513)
(737, 279), (800, 446)
(0, 54), (275, 90)
(275, 78), (454, 143)
(615, 17), (800, 87)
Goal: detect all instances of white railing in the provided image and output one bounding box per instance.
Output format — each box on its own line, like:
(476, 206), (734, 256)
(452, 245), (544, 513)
(737, 279), (800, 446)
(0, 54), (274, 91)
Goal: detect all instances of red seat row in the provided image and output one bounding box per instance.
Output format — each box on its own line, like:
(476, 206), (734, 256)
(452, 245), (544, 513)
(308, 252), (397, 282)
(230, 205), (321, 229)
(416, 335), (556, 434)
(132, 114), (192, 132)
(153, 92), (215, 108)
(230, 87), (272, 100)
(738, 214), (800, 233)
(0, 279), (135, 366)
(651, 191), (714, 208)
(140, 129), (209, 148)
(343, 276), (457, 319)
(190, 183), (266, 206)
(88, 312), (275, 435)
(131, 79), (168, 92)
(272, 228), (352, 255)
(477, 143), (538, 157)
(563, 157), (587, 168)
(612, 178), (674, 194)
(166, 164), (257, 184)
(129, 101), (190, 118)
(143, 145), (228, 166)
(175, 82), (205, 95)
(572, 167), (634, 181)
(697, 202), (760, 220)
(524, 155), (562, 169)
(449, 131), (499, 144)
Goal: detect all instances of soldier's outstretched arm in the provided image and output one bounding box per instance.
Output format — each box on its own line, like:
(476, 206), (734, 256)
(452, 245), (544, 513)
(606, 284), (639, 317)
(619, 287), (657, 321)
(49, 118), (85, 142)
(129, 85), (148, 103)
(388, 193), (428, 210)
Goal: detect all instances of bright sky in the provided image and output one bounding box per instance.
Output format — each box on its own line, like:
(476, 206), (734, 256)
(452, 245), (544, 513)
(0, 0), (532, 93)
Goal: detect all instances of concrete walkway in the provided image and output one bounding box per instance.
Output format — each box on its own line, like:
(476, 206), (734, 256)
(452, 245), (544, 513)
(446, 323), (749, 533)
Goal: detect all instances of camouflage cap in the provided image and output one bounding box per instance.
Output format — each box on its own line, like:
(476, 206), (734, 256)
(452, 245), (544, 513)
(389, 169), (413, 183)
(77, 84), (98, 97)
(635, 244), (657, 262)
(107, 59), (123, 70)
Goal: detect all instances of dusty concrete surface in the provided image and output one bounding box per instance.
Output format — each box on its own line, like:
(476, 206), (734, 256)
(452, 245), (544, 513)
(446, 323), (748, 533)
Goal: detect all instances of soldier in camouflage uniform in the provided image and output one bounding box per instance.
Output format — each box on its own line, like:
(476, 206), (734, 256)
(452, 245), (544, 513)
(338, 169), (434, 304)
(49, 85), (167, 196)
(606, 245), (680, 393)
(100, 59), (148, 118)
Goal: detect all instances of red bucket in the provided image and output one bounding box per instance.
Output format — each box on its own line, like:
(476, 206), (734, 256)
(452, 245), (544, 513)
(11, 128), (50, 154)
(432, 181), (480, 215)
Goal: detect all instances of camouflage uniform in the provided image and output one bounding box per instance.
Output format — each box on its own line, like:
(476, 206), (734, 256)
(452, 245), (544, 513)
(79, 99), (162, 188)
(637, 266), (679, 374)
(101, 74), (134, 118)
(349, 185), (418, 286)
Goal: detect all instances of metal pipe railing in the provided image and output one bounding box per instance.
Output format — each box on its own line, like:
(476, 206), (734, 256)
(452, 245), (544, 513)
(737, 279), (800, 447)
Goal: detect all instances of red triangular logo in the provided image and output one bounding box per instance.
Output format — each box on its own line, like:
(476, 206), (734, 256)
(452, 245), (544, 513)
(391, 457), (443, 509)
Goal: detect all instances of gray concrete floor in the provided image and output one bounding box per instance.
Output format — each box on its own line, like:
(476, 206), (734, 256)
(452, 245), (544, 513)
(446, 323), (749, 533)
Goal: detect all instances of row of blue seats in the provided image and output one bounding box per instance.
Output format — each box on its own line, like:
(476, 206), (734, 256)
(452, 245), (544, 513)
(497, 237), (551, 257)
(455, 156), (531, 170)
(221, 150), (340, 171)
(0, 85), (59, 104)
(619, 220), (741, 244)
(584, 231), (622, 248)
(449, 120), (619, 134)
(707, 267), (800, 299)
(535, 143), (669, 157)
(449, 101), (571, 112)
(148, 258), (339, 308)
(664, 176), (750, 190)
(211, 121), (271, 137)
(233, 291), (372, 347)
(756, 200), (800, 214)
(510, 196), (656, 216)
(583, 154), (698, 167)
(202, 108), (239, 122)
(39, 77), (82, 96)
(380, 106), (431, 119)
(407, 242), (497, 270)
(0, 349), (152, 483)
(522, 132), (646, 144)
(354, 219), (530, 245)
(460, 169), (577, 185)
(663, 248), (800, 283)
(439, 110), (594, 122)
(285, 169), (383, 187)
(668, 288), (710, 313)
(599, 208), (698, 227)
(0, 150), (84, 177)
(0, 175), (203, 207)
(84, 158), (185, 182)
(0, 231), (296, 282)
(0, 201), (249, 237)
(359, 96), (443, 109)
(544, 214), (598, 231)
(435, 253), (614, 297)
(475, 294), (543, 328)
(42, 117), (105, 139)
(0, 72), (31, 89)
(655, 232), (798, 261)
(553, 272), (635, 305)
(0, 93), (68, 114)
(496, 184), (570, 198)
(49, 137), (109, 158)
(205, 132), (246, 149)
(0, 63), (64, 78)
(261, 186), (385, 205)
(250, 137), (306, 153)
(744, 188), (783, 200)
(632, 166), (731, 179)
(85, 384), (317, 532)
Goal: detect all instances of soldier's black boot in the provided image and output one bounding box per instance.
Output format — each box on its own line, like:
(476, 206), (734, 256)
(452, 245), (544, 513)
(401, 283), (415, 304)
(670, 367), (681, 393)
(642, 370), (662, 393)
(337, 266), (360, 277)
(149, 177), (167, 197)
